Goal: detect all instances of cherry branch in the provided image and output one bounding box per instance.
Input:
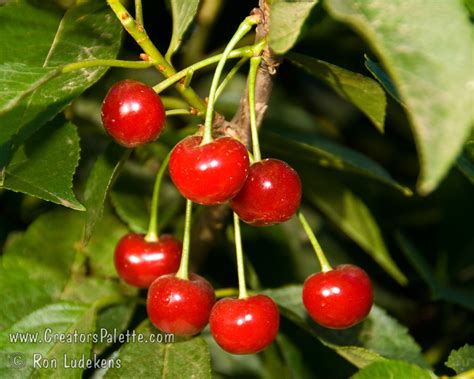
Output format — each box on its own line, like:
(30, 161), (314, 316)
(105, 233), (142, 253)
(190, 0), (278, 267)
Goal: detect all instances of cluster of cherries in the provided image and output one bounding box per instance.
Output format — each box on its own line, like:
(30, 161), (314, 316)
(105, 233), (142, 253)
(102, 79), (373, 355)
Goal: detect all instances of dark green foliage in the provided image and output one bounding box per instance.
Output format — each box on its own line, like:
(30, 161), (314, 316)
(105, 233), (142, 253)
(0, 0), (472, 378)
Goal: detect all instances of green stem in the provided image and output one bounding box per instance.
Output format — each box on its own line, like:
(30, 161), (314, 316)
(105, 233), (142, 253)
(297, 211), (332, 272)
(233, 212), (248, 299)
(153, 45), (255, 94)
(145, 152), (171, 242)
(107, 0), (206, 112)
(248, 56), (262, 161)
(215, 288), (239, 298)
(135, 0), (144, 26)
(202, 16), (259, 144)
(183, 69), (194, 88)
(165, 109), (194, 116)
(214, 56), (249, 101)
(62, 59), (153, 73)
(176, 200), (193, 280)
(248, 151), (255, 165)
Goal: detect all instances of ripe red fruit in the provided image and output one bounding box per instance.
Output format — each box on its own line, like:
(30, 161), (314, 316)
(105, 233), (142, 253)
(169, 136), (250, 205)
(302, 264), (373, 329)
(101, 79), (166, 147)
(114, 233), (182, 288)
(230, 158), (302, 226)
(147, 273), (215, 336)
(209, 295), (280, 354)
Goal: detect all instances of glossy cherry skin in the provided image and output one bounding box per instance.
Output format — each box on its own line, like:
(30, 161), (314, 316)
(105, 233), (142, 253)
(147, 273), (215, 336)
(302, 264), (373, 329)
(114, 233), (182, 288)
(209, 295), (280, 354)
(169, 136), (250, 205)
(230, 158), (302, 226)
(101, 80), (166, 147)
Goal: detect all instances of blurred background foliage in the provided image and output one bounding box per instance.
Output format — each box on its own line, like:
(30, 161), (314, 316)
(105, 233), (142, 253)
(0, 0), (472, 378)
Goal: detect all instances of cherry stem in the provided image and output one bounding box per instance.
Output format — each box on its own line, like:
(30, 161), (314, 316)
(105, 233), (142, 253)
(165, 109), (194, 116)
(107, 0), (206, 112)
(215, 288), (239, 298)
(153, 45), (255, 94)
(233, 212), (248, 299)
(134, 0), (144, 26)
(145, 152), (171, 243)
(201, 16), (259, 145)
(248, 56), (262, 162)
(214, 56), (250, 102)
(297, 211), (332, 272)
(62, 59), (154, 73)
(215, 288), (256, 298)
(176, 200), (193, 280)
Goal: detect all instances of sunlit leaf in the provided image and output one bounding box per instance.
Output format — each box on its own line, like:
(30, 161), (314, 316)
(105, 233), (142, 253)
(325, 0), (473, 194)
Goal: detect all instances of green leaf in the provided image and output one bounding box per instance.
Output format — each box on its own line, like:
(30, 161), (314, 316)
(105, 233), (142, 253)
(307, 182), (407, 285)
(457, 139), (474, 184)
(261, 130), (412, 195)
(110, 191), (149, 234)
(1, 116), (83, 210)
(262, 285), (428, 369)
(0, 302), (94, 379)
(60, 276), (129, 305)
(0, 64), (60, 114)
(269, 0), (319, 54)
(0, 209), (133, 330)
(465, 0), (474, 15)
(288, 53), (386, 132)
(395, 233), (441, 295)
(0, 209), (136, 377)
(0, 210), (84, 330)
(324, 0), (473, 194)
(166, 0), (200, 60)
(85, 212), (129, 278)
(446, 344), (474, 374)
(0, 0), (121, 164)
(364, 56), (402, 105)
(94, 302), (136, 355)
(352, 360), (434, 379)
(396, 232), (474, 311)
(83, 144), (128, 245)
(103, 321), (212, 378)
(276, 334), (314, 379)
(202, 330), (264, 378)
(60, 275), (137, 355)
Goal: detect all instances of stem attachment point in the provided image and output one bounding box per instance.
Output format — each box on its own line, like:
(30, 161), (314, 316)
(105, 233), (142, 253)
(201, 16), (259, 145)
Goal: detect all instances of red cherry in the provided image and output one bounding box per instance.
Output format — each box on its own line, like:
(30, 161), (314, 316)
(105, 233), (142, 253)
(169, 136), (250, 205)
(209, 295), (280, 354)
(114, 233), (182, 288)
(147, 273), (215, 336)
(230, 158), (302, 226)
(302, 264), (373, 329)
(101, 80), (166, 147)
